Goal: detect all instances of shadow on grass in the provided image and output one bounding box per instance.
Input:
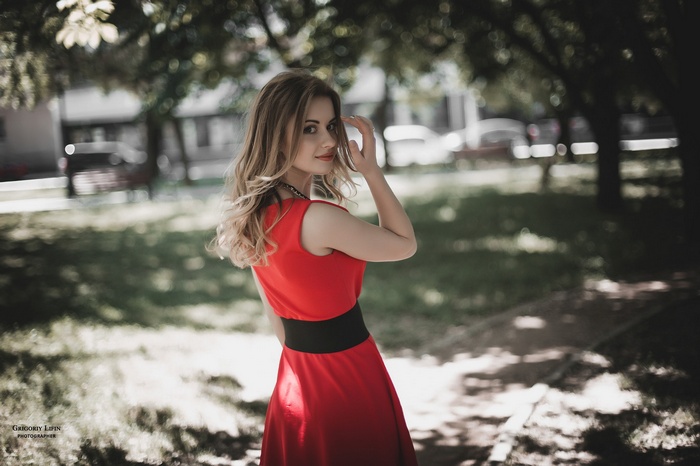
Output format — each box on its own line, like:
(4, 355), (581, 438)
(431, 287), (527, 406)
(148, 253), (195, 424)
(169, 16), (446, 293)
(112, 405), (261, 466)
(363, 188), (689, 350)
(77, 418), (260, 466)
(0, 167), (695, 466)
(414, 432), (492, 466)
(0, 218), (263, 330)
(1, 185), (692, 353)
(128, 407), (259, 465)
(580, 298), (700, 465)
(514, 298), (700, 465)
(202, 374), (269, 418)
(0, 348), (68, 377)
(1, 346), (266, 466)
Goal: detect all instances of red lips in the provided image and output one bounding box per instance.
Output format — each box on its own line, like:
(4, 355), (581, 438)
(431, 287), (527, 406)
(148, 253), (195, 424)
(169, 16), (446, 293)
(317, 152), (335, 161)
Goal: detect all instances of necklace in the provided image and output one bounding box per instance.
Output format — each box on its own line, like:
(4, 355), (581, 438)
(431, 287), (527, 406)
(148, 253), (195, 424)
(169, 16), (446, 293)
(278, 181), (310, 200)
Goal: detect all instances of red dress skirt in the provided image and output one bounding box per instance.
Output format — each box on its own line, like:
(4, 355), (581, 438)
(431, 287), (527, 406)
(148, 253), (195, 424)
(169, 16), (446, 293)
(253, 198), (417, 466)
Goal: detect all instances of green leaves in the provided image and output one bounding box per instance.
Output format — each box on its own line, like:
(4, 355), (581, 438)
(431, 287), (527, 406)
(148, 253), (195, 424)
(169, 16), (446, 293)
(55, 0), (118, 49)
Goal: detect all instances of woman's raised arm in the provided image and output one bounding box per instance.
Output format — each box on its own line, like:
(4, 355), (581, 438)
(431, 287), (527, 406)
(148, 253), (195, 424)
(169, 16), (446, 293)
(301, 115), (417, 262)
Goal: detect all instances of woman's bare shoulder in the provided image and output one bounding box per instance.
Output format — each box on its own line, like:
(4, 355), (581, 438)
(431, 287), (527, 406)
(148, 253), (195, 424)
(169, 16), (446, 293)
(302, 199), (415, 262)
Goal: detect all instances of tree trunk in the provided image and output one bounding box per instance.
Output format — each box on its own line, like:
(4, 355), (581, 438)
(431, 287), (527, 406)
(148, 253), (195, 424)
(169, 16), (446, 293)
(676, 121), (700, 257)
(588, 106), (624, 212)
(676, 0), (700, 257)
(374, 76), (392, 171)
(539, 156), (554, 192)
(173, 118), (192, 186)
(145, 110), (162, 187)
(596, 134), (623, 212)
(556, 108), (575, 163)
(587, 72), (624, 212)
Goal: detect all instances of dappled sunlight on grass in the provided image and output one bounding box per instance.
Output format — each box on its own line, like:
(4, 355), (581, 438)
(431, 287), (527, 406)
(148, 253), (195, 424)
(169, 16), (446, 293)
(361, 181), (688, 351)
(178, 300), (267, 330)
(452, 229), (566, 255)
(574, 373), (642, 414)
(0, 199), (261, 329)
(0, 161), (693, 465)
(0, 318), (275, 465)
(23, 196), (221, 233)
(509, 296), (700, 465)
(512, 316), (547, 330)
(1, 169), (689, 348)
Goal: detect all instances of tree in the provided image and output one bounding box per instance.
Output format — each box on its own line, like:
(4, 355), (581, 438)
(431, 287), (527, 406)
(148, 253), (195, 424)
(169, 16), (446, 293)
(615, 0), (700, 252)
(1, 0), (268, 185)
(0, 1), (78, 109)
(247, 0), (365, 87)
(441, 0), (641, 212)
(447, 0), (699, 250)
(243, 0), (440, 169)
(69, 0), (268, 185)
(329, 0), (453, 169)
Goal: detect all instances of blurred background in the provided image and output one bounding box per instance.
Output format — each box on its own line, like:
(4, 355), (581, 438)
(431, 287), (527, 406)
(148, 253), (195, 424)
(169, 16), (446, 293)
(1, 1), (698, 465)
(0, 0), (691, 209)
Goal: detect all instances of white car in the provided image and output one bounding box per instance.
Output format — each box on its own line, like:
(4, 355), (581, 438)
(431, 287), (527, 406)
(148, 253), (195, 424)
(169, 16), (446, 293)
(383, 125), (453, 167)
(344, 123), (453, 168)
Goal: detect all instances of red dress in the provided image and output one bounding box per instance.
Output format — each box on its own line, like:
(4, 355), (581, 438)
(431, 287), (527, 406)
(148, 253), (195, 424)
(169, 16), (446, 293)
(252, 198), (418, 466)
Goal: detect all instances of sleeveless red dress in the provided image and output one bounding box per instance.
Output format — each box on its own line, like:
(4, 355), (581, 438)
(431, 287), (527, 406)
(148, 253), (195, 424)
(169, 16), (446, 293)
(252, 198), (418, 466)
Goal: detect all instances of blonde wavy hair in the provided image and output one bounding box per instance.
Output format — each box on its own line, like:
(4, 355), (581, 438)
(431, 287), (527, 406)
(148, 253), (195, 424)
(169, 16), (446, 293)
(214, 70), (357, 268)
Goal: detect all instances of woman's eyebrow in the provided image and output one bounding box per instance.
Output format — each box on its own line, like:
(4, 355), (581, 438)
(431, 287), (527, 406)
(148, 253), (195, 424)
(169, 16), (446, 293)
(305, 117), (337, 124)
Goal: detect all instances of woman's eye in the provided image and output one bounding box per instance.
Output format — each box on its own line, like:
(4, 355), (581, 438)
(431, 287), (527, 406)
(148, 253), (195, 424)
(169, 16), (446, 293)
(327, 123), (337, 132)
(303, 126), (316, 134)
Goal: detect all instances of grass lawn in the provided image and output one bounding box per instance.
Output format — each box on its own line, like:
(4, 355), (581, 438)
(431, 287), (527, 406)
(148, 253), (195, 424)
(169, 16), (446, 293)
(0, 154), (691, 465)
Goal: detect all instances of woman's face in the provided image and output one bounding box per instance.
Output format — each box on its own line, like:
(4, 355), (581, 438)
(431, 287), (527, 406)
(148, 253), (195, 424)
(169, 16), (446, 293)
(285, 96), (338, 176)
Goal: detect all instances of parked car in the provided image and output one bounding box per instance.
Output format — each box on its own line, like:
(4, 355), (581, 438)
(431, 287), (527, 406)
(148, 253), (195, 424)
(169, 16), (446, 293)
(444, 118), (530, 160)
(344, 123), (453, 168)
(527, 118), (560, 146)
(383, 125), (453, 167)
(59, 141), (152, 198)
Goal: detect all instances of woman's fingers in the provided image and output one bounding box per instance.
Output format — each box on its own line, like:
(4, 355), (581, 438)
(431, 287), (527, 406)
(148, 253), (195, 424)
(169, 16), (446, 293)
(342, 115), (378, 171)
(346, 139), (359, 161)
(342, 115), (375, 137)
(342, 114), (376, 156)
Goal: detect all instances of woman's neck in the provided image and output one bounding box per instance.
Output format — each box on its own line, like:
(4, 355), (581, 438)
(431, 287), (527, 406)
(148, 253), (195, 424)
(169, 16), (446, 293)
(281, 171), (313, 198)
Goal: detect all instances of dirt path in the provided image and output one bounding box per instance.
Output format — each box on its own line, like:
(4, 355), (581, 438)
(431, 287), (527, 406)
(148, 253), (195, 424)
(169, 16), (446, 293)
(396, 269), (699, 465)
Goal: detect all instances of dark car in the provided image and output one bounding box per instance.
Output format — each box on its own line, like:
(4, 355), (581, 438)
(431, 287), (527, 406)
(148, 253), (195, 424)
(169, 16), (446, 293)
(59, 142), (152, 198)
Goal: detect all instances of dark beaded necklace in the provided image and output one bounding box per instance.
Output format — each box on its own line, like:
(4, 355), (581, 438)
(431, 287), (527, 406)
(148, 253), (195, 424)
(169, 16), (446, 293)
(278, 181), (310, 200)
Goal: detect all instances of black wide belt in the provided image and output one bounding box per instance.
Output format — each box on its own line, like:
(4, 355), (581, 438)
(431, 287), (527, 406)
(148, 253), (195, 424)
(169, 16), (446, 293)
(280, 301), (370, 354)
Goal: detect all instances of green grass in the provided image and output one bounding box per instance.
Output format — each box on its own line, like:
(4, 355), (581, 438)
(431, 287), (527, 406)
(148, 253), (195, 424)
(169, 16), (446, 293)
(0, 157), (691, 465)
(1, 197), (265, 331)
(1, 166), (688, 347)
(361, 180), (688, 348)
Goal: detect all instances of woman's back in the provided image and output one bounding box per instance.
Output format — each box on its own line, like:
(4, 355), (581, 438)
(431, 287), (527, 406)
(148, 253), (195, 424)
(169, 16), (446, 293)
(252, 198), (366, 321)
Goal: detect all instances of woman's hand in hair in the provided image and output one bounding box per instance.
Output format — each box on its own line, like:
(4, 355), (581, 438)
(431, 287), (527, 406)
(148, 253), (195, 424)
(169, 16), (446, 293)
(303, 114), (417, 263)
(341, 115), (379, 175)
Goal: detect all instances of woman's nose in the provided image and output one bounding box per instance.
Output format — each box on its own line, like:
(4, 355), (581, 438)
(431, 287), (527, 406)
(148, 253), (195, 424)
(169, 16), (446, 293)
(321, 128), (337, 148)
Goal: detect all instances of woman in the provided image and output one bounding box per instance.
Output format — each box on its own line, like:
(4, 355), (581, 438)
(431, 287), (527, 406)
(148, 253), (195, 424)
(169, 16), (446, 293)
(215, 69), (418, 466)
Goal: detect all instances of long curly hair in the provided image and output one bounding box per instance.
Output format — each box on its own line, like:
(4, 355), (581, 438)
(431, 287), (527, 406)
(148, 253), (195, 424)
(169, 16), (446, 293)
(213, 70), (356, 268)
